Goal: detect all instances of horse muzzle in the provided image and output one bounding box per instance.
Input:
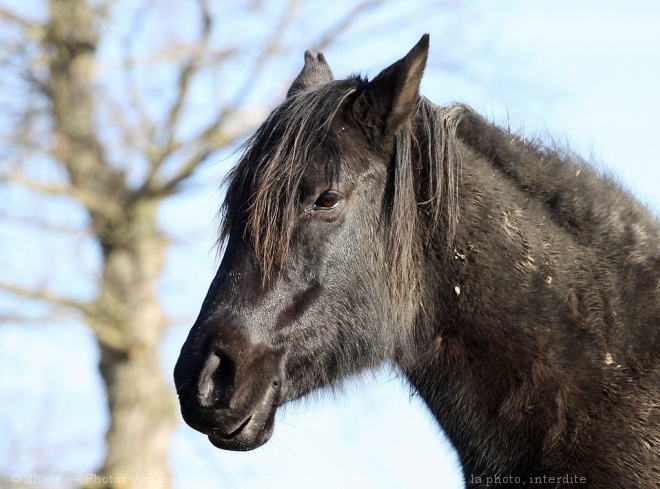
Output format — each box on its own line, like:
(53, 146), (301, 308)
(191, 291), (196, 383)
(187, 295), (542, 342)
(174, 328), (285, 451)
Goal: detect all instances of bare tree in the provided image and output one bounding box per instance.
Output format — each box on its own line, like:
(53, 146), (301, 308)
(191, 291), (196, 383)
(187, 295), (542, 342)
(0, 0), (462, 487)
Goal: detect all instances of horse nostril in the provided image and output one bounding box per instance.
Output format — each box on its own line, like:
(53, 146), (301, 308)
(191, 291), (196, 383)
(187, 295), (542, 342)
(197, 350), (235, 407)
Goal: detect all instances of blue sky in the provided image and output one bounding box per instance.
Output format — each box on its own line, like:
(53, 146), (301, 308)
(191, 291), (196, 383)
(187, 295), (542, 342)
(1, 1), (659, 488)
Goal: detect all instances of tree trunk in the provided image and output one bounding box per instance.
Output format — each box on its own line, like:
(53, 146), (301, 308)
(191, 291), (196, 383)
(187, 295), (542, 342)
(98, 347), (176, 488)
(46, 2), (177, 487)
(91, 199), (177, 489)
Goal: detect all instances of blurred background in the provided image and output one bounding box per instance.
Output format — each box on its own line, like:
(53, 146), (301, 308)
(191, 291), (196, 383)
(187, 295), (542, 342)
(1, 1), (658, 488)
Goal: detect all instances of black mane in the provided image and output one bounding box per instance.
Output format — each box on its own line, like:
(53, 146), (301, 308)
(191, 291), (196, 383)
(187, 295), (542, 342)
(455, 105), (660, 259)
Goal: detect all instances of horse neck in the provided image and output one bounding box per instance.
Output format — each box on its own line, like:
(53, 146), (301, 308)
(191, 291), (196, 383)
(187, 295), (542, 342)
(396, 145), (571, 476)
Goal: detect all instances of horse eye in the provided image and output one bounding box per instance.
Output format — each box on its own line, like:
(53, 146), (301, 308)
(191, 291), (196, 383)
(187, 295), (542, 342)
(313, 191), (342, 210)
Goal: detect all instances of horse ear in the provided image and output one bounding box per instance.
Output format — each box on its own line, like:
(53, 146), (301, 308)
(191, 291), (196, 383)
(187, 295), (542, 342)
(287, 50), (334, 97)
(353, 34), (429, 138)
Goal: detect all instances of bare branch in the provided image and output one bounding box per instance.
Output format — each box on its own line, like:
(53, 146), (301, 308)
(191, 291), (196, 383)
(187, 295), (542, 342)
(146, 0), (214, 180)
(0, 280), (128, 350)
(164, 0), (212, 144)
(0, 280), (92, 314)
(0, 312), (70, 325)
(116, 4), (159, 156)
(228, 0), (300, 109)
(8, 171), (116, 216)
(107, 43), (241, 174)
(145, 104), (267, 197)
(221, 0), (387, 129)
(0, 209), (89, 235)
(312, 0), (386, 52)
(0, 7), (33, 29)
(150, 147), (212, 196)
(9, 171), (70, 195)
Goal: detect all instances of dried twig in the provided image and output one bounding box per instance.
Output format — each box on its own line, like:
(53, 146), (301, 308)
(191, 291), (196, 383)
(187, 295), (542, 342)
(0, 7), (33, 29)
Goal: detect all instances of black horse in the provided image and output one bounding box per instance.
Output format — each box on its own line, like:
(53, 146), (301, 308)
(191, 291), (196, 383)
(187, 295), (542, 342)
(174, 35), (659, 487)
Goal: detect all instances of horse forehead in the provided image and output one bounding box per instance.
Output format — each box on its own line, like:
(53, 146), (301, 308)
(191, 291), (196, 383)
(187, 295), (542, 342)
(298, 155), (345, 191)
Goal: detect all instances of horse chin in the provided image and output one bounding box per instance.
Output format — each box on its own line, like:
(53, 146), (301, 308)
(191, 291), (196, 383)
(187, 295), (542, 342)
(207, 392), (279, 451)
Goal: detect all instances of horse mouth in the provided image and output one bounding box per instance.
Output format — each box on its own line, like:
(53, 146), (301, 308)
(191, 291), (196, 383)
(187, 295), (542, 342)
(207, 384), (279, 451)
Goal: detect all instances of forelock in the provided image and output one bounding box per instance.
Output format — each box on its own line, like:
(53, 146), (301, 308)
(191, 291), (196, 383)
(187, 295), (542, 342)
(219, 79), (361, 282)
